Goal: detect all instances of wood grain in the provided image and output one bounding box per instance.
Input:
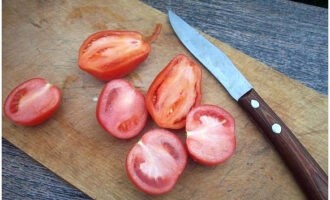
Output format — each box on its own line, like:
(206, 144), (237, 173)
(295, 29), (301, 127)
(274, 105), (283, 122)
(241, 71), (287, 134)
(3, 0), (328, 199)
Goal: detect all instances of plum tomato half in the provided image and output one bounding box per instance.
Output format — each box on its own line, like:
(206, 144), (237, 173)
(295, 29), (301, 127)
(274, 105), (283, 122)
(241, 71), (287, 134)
(78, 24), (161, 81)
(126, 129), (187, 195)
(186, 105), (236, 166)
(146, 54), (202, 129)
(4, 78), (61, 126)
(96, 79), (148, 139)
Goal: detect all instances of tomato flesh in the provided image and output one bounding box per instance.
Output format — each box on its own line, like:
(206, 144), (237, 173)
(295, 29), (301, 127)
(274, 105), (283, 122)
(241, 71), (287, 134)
(4, 78), (61, 126)
(126, 129), (187, 195)
(146, 54), (202, 129)
(96, 79), (147, 139)
(78, 25), (161, 81)
(186, 105), (236, 166)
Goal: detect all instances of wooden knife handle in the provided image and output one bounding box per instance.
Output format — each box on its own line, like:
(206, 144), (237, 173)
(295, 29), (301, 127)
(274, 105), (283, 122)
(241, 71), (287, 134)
(238, 89), (328, 200)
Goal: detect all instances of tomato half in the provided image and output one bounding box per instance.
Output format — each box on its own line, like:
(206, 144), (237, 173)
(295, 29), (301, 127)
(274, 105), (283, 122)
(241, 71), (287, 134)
(126, 129), (187, 195)
(4, 78), (61, 126)
(146, 54), (202, 129)
(186, 105), (236, 166)
(96, 79), (147, 139)
(78, 24), (161, 81)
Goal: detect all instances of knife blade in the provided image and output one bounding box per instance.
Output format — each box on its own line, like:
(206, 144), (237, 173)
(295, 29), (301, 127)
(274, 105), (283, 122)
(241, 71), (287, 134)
(168, 10), (327, 200)
(168, 11), (252, 101)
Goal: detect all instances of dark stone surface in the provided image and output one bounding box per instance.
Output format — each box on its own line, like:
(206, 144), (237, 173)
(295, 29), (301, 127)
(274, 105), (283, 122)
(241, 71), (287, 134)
(3, 1), (327, 199)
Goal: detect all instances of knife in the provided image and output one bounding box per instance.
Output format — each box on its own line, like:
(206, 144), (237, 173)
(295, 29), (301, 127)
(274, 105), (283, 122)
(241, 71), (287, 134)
(168, 10), (328, 200)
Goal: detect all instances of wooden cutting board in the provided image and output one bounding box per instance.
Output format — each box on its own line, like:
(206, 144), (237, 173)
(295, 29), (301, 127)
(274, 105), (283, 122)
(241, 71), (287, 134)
(3, 0), (327, 199)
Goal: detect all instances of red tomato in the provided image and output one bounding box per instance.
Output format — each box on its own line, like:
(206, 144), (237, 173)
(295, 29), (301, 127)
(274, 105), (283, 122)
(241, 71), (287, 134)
(146, 54), (202, 129)
(186, 105), (236, 166)
(78, 24), (161, 81)
(4, 78), (61, 126)
(126, 129), (187, 195)
(96, 79), (147, 139)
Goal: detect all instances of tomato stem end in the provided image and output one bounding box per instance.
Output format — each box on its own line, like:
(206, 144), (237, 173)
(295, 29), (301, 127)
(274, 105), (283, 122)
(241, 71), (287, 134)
(145, 23), (162, 43)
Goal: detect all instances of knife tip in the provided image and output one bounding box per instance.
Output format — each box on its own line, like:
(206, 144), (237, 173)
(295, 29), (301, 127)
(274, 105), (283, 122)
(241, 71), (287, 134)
(167, 9), (175, 16)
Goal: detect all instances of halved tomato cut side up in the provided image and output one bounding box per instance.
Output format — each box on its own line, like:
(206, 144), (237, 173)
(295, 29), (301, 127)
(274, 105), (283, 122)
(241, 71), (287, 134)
(78, 24), (161, 81)
(4, 78), (61, 126)
(96, 79), (147, 139)
(186, 105), (236, 166)
(146, 54), (202, 129)
(126, 129), (187, 195)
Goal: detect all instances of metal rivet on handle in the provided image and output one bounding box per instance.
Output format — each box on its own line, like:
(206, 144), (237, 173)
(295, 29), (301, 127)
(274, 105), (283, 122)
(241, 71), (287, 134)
(251, 99), (260, 108)
(272, 123), (282, 134)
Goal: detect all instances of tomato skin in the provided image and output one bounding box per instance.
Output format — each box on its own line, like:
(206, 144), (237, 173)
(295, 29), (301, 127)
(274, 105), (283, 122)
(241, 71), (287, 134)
(78, 25), (161, 81)
(146, 54), (202, 129)
(186, 105), (236, 166)
(4, 78), (61, 126)
(96, 79), (148, 139)
(126, 129), (187, 195)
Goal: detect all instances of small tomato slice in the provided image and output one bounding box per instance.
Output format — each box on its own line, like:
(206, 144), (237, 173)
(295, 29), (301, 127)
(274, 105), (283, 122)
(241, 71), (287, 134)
(96, 79), (147, 139)
(146, 54), (202, 129)
(4, 78), (61, 126)
(126, 129), (187, 195)
(186, 105), (236, 166)
(78, 24), (161, 81)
